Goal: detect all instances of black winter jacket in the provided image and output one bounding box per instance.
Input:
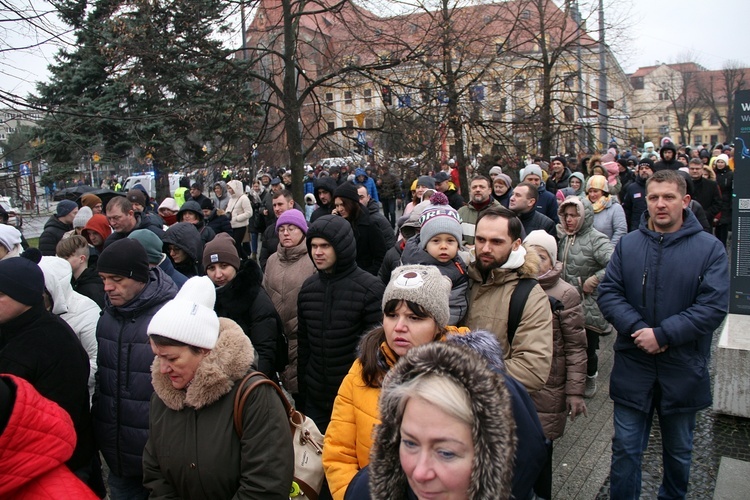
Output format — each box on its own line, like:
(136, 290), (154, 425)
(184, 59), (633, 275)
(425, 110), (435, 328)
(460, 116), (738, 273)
(378, 240), (405, 284)
(214, 259), (283, 378)
(622, 176), (647, 232)
(310, 177), (338, 223)
(92, 267), (178, 478)
(73, 266), (105, 309)
(205, 209), (233, 237)
(38, 216), (71, 255)
(0, 304), (95, 473)
(715, 166), (733, 225)
(297, 215), (385, 426)
(366, 199), (396, 248)
(348, 208), (387, 276)
(162, 222), (203, 278)
(517, 208), (557, 240)
(691, 177), (722, 222)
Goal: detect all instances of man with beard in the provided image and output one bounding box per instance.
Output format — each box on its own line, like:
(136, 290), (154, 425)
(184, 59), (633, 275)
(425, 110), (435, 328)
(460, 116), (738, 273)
(458, 176), (502, 246)
(653, 142), (680, 172)
(464, 206), (553, 393)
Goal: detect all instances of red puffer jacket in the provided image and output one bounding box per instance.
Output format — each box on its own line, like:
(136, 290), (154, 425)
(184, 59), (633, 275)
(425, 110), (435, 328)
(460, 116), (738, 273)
(0, 374), (98, 499)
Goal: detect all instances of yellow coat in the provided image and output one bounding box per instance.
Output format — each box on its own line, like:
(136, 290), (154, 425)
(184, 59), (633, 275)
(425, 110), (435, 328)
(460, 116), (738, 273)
(322, 344), (396, 500)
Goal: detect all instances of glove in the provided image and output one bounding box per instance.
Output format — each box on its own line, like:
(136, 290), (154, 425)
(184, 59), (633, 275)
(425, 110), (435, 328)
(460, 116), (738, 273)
(583, 275), (600, 294)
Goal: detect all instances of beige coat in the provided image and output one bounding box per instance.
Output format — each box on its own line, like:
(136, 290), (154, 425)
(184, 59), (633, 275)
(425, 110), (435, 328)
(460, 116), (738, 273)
(263, 237), (316, 393)
(465, 247), (553, 392)
(226, 180), (253, 229)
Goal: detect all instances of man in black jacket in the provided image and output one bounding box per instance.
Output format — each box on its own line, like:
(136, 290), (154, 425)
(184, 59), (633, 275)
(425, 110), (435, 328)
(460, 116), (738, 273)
(310, 176), (337, 222)
(39, 200), (78, 255)
(434, 171), (465, 210)
(296, 215), (385, 432)
(509, 182), (556, 240)
(357, 184), (396, 248)
(0, 256), (96, 484)
(687, 158), (721, 226)
(653, 142), (680, 171)
(103, 196), (164, 248)
(622, 159), (653, 232)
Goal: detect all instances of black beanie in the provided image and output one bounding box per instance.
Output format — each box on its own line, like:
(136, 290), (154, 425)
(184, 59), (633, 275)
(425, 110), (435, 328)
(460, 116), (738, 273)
(97, 239), (150, 283)
(552, 156), (567, 167)
(0, 257), (44, 306)
(334, 182), (360, 203)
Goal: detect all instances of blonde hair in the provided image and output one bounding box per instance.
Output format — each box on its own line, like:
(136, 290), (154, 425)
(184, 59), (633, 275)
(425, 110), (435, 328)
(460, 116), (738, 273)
(385, 373), (473, 429)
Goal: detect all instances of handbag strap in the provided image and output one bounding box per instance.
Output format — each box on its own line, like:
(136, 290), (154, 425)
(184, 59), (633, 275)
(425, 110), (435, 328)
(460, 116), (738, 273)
(233, 371), (294, 437)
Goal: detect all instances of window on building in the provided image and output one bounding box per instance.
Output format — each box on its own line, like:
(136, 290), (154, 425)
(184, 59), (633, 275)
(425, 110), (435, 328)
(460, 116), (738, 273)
(364, 89), (372, 103)
(521, 10), (530, 19)
(694, 135), (702, 145)
(631, 76), (644, 90)
(710, 135), (718, 145)
(514, 77), (524, 90)
(709, 113), (719, 125)
(326, 93), (333, 105)
(694, 112), (703, 125)
(344, 91), (352, 105)
(563, 106), (574, 122)
(659, 125), (669, 135)
(327, 121), (335, 132)
(499, 97), (507, 114)
(345, 120), (354, 129)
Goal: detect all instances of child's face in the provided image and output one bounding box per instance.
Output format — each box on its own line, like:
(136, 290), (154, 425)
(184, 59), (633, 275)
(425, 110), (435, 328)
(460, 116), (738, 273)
(425, 234), (459, 263)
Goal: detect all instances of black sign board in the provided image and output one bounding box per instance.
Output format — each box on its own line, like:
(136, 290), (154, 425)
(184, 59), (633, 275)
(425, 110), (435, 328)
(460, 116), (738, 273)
(730, 89), (750, 314)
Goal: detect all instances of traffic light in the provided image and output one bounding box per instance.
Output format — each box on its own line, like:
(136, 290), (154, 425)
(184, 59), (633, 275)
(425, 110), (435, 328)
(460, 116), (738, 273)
(381, 85), (392, 106)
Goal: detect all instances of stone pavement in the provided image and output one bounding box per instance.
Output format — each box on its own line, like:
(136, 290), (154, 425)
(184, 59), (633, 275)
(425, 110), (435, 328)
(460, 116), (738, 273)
(552, 322), (750, 499)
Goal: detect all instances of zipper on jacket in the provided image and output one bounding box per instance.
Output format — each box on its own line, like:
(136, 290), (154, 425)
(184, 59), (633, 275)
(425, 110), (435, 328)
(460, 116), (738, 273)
(125, 344), (132, 390)
(641, 269), (648, 308)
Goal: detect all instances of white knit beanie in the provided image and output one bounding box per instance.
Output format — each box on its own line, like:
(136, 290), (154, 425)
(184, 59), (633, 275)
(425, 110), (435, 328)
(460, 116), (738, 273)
(520, 164), (543, 181)
(524, 230), (557, 267)
(147, 276), (220, 349)
(384, 265), (452, 327)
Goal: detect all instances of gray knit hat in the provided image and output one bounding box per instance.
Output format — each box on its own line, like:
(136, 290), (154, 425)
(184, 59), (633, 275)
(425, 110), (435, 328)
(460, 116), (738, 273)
(418, 192), (462, 250)
(416, 175), (436, 190)
(72, 206), (93, 229)
(383, 265), (452, 327)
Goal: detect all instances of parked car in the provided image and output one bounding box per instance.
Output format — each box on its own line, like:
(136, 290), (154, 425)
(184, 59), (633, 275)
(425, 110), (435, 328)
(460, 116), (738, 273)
(0, 196), (22, 229)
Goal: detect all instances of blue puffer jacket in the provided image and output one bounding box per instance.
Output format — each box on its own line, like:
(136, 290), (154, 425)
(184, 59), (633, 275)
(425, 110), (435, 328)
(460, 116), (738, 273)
(536, 181), (560, 224)
(354, 168), (379, 202)
(598, 209), (728, 415)
(92, 267), (178, 478)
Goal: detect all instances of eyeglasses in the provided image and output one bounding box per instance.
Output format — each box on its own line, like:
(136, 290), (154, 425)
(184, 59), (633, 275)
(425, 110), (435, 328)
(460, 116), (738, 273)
(278, 225), (300, 234)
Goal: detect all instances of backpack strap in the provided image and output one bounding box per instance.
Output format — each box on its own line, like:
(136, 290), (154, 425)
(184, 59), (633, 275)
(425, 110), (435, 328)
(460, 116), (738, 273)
(507, 278), (538, 347)
(233, 371), (294, 437)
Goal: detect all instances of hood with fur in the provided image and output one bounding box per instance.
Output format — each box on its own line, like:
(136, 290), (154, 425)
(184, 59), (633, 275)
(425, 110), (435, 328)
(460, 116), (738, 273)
(369, 341), (516, 499)
(151, 317), (254, 410)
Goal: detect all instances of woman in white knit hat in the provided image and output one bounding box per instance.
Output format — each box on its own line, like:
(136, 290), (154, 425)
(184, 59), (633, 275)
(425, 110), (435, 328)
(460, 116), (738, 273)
(322, 264), (456, 500)
(142, 276), (293, 499)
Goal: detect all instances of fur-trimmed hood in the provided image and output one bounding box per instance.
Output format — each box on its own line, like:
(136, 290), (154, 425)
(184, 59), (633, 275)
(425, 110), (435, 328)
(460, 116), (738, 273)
(151, 317), (254, 410)
(369, 342), (516, 499)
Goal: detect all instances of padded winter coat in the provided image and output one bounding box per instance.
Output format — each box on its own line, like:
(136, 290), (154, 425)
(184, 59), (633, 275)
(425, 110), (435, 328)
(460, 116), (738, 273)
(215, 259), (283, 379)
(226, 180), (253, 229)
(365, 199), (396, 248)
(263, 237), (316, 393)
(142, 319), (294, 499)
(622, 175), (647, 232)
(598, 209), (729, 415)
(297, 215), (385, 422)
(163, 222), (203, 277)
(531, 262), (587, 440)
(590, 195), (627, 247)
(39, 215), (71, 255)
(104, 213), (164, 248)
(557, 197), (614, 334)
(464, 247), (553, 392)
(39, 256), (100, 403)
(0, 375), (98, 499)
(93, 267), (177, 479)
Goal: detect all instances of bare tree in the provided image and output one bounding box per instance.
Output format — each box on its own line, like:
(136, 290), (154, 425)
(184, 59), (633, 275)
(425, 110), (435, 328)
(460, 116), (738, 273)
(656, 64), (703, 145)
(696, 61), (749, 143)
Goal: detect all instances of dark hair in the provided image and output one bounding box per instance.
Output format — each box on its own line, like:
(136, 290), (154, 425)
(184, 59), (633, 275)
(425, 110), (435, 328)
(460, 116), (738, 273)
(336, 196), (361, 222)
(359, 299), (444, 388)
(273, 189), (294, 202)
(470, 175), (491, 188)
(646, 169), (687, 197)
(475, 205), (523, 241)
(149, 333), (205, 355)
(515, 181), (538, 202)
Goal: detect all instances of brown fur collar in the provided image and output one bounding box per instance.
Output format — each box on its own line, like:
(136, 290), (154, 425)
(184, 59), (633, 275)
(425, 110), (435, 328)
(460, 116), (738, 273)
(369, 342), (516, 499)
(151, 318), (254, 410)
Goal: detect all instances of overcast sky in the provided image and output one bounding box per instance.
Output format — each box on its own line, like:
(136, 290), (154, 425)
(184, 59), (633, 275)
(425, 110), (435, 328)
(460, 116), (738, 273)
(1, 0), (748, 102)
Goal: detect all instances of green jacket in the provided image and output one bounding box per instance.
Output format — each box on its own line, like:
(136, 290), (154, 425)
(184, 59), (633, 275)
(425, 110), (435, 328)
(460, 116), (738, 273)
(557, 197), (614, 334)
(143, 319), (294, 499)
(458, 198), (502, 245)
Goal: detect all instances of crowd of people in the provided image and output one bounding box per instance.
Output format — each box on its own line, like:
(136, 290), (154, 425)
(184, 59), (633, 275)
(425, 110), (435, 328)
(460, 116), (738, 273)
(0, 137), (732, 499)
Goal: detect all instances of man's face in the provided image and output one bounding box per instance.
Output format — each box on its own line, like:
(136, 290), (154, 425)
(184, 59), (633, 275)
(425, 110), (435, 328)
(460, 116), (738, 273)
(524, 174), (541, 187)
(551, 160), (564, 175)
(638, 165), (653, 180)
(100, 272), (146, 307)
(318, 190), (332, 206)
(688, 163), (703, 180)
(470, 179), (491, 203)
(509, 186), (534, 214)
(357, 186), (370, 206)
(473, 216), (521, 274)
(435, 179), (450, 193)
(646, 181), (689, 234)
(0, 291), (32, 324)
(60, 207), (79, 225)
(272, 196), (294, 217)
(271, 183), (283, 194)
(107, 206), (136, 233)
(260, 175), (271, 187)
(190, 187), (202, 198)
(662, 150), (674, 162)
(310, 237), (336, 272)
(202, 208), (212, 219)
